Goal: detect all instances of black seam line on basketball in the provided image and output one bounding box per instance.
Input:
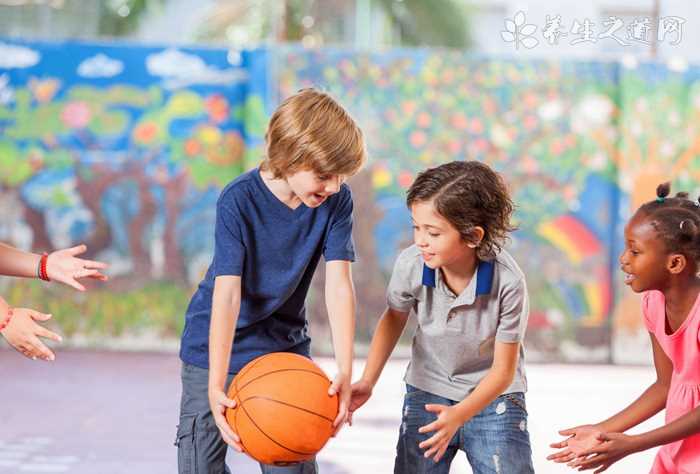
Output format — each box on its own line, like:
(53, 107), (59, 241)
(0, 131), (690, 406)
(240, 403), (316, 456)
(240, 396), (336, 423)
(235, 368), (328, 394)
(234, 356), (267, 394)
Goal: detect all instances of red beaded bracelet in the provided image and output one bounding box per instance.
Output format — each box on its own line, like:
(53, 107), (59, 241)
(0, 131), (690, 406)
(0, 307), (13, 332)
(39, 252), (50, 282)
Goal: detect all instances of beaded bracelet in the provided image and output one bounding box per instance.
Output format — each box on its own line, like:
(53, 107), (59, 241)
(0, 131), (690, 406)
(0, 307), (13, 332)
(39, 253), (50, 282)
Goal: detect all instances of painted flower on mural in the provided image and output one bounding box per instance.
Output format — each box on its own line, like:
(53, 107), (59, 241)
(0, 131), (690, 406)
(29, 78), (60, 103)
(409, 130), (427, 148)
(61, 101), (91, 129)
(397, 170), (414, 189)
(184, 138), (202, 157)
(205, 94), (229, 124)
(372, 164), (392, 188)
(416, 112), (431, 128)
(132, 121), (160, 145)
(196, 125), (222, 146)
(571, 94), (614, 134)
(538, 99), (564, 122)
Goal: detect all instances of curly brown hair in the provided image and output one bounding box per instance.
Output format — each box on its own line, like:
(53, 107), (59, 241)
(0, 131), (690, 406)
(406, 161), (517, 259)
(636, 182), (700, 264)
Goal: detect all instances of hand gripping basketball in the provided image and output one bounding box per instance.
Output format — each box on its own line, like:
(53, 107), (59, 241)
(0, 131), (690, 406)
(225, 352), (339, 465)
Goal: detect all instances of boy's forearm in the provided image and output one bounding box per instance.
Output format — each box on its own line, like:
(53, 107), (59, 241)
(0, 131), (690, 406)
(0, 243), (41, 279)
(326, 281), (355, 377)
(361, 307), (408, 387)
(597, 381), (668, 433)
(453, 366), (513, 423)
(208, 285), (240, 392)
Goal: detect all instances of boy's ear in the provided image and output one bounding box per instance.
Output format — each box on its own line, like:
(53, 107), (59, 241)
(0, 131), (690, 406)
(667, 253), (687, 275)
(467, 226), (485, 248)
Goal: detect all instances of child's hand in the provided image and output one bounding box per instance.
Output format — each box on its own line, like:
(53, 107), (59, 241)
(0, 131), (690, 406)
(207, 388), (243, 452)
(0, 308), (61, 361)
(547, 424), (604, 464)
(328, 373), (351, 436)
(47, 244), (108, 291)
(568, 432), (643, 472)
(348, 379), (374, 425)
(418, 404), (463, 462)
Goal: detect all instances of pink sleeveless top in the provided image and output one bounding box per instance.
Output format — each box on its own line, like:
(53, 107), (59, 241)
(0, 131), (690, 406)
(643, 290), (700, 474)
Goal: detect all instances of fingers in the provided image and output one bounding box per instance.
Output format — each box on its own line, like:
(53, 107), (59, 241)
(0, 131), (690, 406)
(30, 311), (52, 322)
(217, 393), (236, 410)
(65, 278), (86, 292)
(424, 443), (443, 461)
(211, 395), (242, 451)
(559, 428), (576, 436)
(424, 403), (443, 413)
(332, 401), (348, 432)
(13, 338), (54, 361)
(27, 335), (55, 361)
(549, 451), (577, 464)
(546, 447), (572, 461)
(35, 325), (62, 343)
(81, 259), (108, 270)
(418, 432), (442, 451)
(67, 244), (87, 256)
(418, 420), (438, 435)
(213, 414), (242, 451)
(328, 379), (340, 397)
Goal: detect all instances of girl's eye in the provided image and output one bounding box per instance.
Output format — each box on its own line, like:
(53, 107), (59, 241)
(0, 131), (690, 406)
(630, 250), (639, 256)
(318, 175), (331, 181)
(428, 233), (440, 238)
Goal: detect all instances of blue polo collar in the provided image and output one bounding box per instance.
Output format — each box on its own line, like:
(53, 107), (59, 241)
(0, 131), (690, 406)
(421, 259), (495, 296)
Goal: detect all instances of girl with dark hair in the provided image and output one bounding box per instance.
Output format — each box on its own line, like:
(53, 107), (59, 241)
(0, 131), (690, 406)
(549, 183), (700, 473)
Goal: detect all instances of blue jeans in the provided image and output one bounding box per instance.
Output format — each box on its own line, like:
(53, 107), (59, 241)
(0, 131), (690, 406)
(394, 385), (534, 474)
(175, 362), (318, 474)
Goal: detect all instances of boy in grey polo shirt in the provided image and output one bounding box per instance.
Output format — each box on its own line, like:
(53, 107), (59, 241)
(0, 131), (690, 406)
(350, 161), (534, 474)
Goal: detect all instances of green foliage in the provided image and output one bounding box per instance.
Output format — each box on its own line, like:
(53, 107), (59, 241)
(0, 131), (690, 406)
(377, 0), (470, 48)
(5, 280), (189, 338)
(0, 141), (32, 186)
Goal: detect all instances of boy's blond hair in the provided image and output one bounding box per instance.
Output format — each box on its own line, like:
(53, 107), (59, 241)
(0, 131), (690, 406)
(261, 89), (366, 179)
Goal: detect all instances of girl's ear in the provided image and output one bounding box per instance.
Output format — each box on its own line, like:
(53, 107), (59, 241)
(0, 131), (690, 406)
(667, 253), (687, 275)
(467, 226), (485, 248)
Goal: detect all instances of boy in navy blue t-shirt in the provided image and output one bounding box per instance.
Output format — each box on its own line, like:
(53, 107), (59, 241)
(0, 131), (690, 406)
(176, 89), (366, 474)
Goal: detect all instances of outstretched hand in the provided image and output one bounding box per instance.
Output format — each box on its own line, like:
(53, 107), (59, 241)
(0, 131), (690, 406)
(0, 308), (62, 361)
(47, 244), (108, 291)
(568, 432), (643, 473)
(548, 424), (604, 464)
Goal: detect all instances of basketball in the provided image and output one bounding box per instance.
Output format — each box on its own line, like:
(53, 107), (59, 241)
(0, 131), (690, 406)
(225, 352), (339, 465)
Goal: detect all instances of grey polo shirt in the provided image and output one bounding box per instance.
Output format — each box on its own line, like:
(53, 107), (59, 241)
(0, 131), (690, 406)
(387, 245), (529, 402)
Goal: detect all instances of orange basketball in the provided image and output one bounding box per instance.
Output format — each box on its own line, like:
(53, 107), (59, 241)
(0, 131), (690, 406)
(225, 352), (338, 465)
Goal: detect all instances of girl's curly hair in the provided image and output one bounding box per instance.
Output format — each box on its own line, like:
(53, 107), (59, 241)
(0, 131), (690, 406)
(636, 182), (700, 263)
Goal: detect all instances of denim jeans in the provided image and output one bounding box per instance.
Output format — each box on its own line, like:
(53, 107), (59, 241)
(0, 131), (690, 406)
(394, 385), (534, 474)
(175, 362), (318, 474)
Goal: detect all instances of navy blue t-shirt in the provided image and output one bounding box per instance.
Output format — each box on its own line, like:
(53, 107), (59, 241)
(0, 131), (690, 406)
(179, 168), (355, 374)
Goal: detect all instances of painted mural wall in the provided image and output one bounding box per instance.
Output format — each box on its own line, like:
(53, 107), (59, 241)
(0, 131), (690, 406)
(0, 39), (269, 350)
(1, 39), (699, 363)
